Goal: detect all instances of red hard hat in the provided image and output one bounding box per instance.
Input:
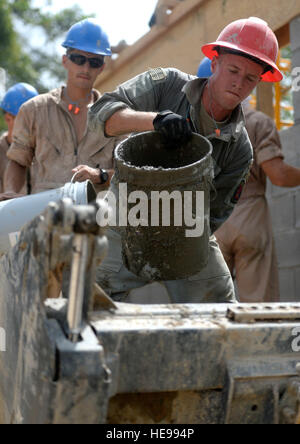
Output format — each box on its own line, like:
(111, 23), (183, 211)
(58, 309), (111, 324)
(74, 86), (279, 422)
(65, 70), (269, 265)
(201, 17), (283, 82)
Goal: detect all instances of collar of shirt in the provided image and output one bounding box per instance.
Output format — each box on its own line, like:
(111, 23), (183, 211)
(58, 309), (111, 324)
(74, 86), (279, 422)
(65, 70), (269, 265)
(182, 77), (246, 143)
(0, 131), (10, 149)
(48, 86), (101, 112)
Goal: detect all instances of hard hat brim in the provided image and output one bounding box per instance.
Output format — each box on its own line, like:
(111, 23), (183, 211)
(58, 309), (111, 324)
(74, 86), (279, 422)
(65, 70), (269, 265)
(201, 42), (283, 82)
(62, 43), (112, 56)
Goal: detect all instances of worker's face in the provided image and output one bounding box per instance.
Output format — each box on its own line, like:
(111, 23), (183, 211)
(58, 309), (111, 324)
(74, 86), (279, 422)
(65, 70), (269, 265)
(62, 49), (105, 90)
(4, 112), (15, 133)
(210, 53), (263, 111)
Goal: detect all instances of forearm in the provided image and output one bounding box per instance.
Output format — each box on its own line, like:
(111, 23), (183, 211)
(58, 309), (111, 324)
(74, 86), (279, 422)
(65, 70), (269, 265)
(262, 158), (300, 187)
(281, 164), (300, 187)
(279, 164), (300, 187)
(3, 160), (27, 193)
(105, 108), (157, 137)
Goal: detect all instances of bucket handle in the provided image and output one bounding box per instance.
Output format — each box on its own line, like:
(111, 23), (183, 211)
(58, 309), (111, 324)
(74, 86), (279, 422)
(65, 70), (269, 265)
(204, 175), (217, 201)
(71, 171), (80, 184)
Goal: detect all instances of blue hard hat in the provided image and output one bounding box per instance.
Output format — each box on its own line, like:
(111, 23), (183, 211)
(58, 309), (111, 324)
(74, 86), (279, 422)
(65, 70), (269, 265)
(0, 83), (38, 116)
(197, 57), (212, 78)
(61, 18), (112, 56)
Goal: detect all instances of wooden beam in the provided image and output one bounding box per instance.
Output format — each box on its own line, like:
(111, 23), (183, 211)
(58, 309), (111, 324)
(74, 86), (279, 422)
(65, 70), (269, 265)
(256, 83), (274, 119)
(275, 23), (290, 48)
(94, 0), (300, 93)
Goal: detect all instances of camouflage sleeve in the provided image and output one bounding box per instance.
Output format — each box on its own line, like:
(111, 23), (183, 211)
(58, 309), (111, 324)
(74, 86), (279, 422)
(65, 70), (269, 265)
(210, 128), (253, 233)
(88, 68), (190, 135)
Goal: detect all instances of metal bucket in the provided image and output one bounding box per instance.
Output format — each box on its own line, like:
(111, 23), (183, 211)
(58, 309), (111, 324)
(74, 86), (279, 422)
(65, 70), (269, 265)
(0, 181), (96, 255)
(114, 131), (214, 280)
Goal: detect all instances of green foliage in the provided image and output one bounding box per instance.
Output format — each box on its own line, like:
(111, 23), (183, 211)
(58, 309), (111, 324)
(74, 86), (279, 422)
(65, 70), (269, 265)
(0, 0), (90, 131)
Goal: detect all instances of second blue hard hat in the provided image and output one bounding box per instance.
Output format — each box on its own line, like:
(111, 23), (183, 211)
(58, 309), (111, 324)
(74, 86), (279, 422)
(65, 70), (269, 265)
(197, 57), (212, 78)
(0, 83), (38, 116)
(61, 18), (112, 56)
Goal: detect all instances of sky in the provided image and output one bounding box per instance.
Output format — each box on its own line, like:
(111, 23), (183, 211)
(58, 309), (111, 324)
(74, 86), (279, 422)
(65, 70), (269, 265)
(33, 0), (159, 47)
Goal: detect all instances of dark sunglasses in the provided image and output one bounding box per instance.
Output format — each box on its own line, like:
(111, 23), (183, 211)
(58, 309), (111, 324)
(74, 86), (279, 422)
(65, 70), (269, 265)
(67, 53), (104, 69)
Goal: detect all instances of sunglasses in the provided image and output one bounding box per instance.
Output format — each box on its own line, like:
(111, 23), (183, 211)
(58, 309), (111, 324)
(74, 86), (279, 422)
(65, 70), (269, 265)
(67, 53), (105, 69)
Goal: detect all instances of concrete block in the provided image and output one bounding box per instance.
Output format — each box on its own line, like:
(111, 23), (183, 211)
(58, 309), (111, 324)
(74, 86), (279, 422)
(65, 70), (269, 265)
(295, 267), (300, 301)
(279, 125), (300, 164)
(268, 194), (294, 233)
(296, 192), (300, 229)
(275, 231), (300, 268)
(291, 54), (300, 123)
(268, 182), (294, 199)
(290, 15), (300, 52)
(290, 16), (300, 122)
(278, 268), (296, 302)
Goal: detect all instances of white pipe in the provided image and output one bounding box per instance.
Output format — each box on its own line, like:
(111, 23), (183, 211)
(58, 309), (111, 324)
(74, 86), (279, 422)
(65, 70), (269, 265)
(0, 181), (96, 254)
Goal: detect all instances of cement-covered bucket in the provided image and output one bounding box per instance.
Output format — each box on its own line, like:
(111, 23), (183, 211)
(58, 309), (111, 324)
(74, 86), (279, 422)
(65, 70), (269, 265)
(114, 131), (214, 280)
(0, 181), (96, 255)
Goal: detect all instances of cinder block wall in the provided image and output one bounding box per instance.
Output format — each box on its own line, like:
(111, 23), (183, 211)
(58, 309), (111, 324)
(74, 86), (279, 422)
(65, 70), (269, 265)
(266, 124), (300, 302)
(266, 15), (300, 302)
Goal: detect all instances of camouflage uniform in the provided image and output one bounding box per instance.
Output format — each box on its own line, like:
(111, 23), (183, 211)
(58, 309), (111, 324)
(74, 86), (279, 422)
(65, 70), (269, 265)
(89, 68), (254, 303)
(216, 106), (283, 302)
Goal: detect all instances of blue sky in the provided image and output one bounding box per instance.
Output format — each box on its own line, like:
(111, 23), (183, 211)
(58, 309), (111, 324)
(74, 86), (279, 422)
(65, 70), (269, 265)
(33, 0), (159, 46)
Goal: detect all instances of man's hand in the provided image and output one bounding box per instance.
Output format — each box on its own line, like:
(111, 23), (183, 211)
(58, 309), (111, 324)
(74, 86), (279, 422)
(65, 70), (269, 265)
(153, 111), (192, 141)
(0, 192), (25, 202)
(71, 165), (101, 184)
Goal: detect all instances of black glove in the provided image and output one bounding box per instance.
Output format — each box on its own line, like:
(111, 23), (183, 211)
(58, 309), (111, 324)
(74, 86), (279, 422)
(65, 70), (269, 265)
(153, 110), (192, 141)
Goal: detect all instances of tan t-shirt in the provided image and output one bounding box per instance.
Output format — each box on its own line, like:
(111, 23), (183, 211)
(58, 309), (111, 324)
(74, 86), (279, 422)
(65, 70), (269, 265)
(0, 132), (10, 193)
(240, 106), (284, 200)
(7, 87), (124, 194)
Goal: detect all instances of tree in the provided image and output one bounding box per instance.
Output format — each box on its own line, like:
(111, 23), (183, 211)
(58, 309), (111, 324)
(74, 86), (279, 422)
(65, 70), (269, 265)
(0, 0), (90, 131)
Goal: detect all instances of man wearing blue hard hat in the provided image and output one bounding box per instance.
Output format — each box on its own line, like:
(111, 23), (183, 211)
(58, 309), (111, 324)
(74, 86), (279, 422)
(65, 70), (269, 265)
(4, 19), (122, 196)
(196, 57), (212, 78)
(0, 82), (38, 194)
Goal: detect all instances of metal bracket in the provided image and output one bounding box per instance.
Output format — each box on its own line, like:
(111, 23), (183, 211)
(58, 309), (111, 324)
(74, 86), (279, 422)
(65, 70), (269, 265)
(44, 198), (109, 342)
(227, 303), (300, 323)
(279, 363), (300, 424)
(223, 358), (300, 424)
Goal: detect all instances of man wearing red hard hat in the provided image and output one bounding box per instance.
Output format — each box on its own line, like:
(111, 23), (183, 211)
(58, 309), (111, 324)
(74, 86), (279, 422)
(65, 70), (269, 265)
(202, 16), (282, 82)
(88, 17), (283, 304)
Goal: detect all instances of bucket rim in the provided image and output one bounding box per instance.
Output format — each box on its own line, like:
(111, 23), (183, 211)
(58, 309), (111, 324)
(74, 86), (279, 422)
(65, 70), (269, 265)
(114, 131), (213, 186)
(115, 131), (213, 174)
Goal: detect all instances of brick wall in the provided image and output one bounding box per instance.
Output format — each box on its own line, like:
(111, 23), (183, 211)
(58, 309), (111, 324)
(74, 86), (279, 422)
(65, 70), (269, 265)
(266, 124), (300, 301)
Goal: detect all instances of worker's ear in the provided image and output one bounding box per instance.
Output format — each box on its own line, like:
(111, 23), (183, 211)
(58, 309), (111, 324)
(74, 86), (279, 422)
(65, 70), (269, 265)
(62, 54), (68, 70)
(211, 55), (218, 74)
(4, 113), (14, 125)
(98, 63), (105, 74)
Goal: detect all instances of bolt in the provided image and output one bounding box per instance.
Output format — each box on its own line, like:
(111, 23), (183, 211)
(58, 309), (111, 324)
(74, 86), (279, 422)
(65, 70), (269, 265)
(296, 362), (300, 376)
(290, 381), (300, 400)
(282, 406), (296, 424)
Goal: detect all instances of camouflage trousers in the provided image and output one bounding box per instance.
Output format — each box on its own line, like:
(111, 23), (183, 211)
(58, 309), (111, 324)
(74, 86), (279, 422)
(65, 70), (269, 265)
(96, 228), (236, 304)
